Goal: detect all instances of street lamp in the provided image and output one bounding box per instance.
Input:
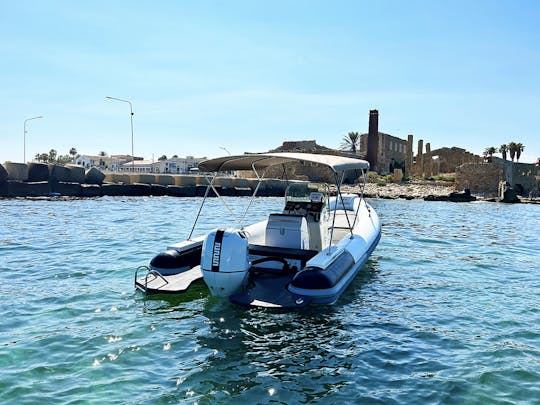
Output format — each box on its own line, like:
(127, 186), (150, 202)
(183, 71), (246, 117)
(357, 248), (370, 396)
(23, 116), (43, 163)
(219, 146), (231, 156)
(106, 96), (135, 172)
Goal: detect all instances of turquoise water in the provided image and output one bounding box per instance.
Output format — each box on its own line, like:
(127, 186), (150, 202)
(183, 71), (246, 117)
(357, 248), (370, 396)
(1, 197), (539, 404)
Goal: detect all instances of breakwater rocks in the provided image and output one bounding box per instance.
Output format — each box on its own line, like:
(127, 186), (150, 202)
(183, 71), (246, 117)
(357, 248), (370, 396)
(0, 163), (287, 198)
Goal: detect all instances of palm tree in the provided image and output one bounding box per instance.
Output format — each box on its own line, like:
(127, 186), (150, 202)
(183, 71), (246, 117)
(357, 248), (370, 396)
(340, 132), (360, 154)
(516, 143), (524, 162)
(483, 146), (497, 162)
(499, 144), (508, 160)
(69, 147), (77, 157)
(35, 153), (49, 163)
(48, 149), (58, 163)
(508, 142), (518, 162)
(98, 151), (107, 157)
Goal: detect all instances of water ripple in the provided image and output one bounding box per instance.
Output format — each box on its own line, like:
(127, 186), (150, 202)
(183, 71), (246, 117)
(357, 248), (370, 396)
(1, 197), (539, 403)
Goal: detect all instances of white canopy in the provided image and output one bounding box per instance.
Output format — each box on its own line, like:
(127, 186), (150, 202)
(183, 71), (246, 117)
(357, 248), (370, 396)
(198, 152), (370, 173)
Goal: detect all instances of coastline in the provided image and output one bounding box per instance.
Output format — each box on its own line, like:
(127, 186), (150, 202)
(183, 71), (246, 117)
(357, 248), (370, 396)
(344, 181), (456, 200)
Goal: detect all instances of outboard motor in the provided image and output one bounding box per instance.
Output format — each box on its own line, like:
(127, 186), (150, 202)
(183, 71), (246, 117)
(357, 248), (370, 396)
(201, 228), (250, 297)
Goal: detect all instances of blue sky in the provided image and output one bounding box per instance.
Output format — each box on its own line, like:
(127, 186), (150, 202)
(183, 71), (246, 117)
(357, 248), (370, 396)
(1, 0), (539, 164)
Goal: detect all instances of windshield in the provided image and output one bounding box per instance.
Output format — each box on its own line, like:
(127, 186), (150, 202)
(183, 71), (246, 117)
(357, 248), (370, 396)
(285, 182), (328, 203)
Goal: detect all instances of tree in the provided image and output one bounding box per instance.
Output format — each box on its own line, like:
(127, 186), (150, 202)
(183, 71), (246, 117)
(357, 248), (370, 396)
(483, 146), (497, 162)
(48, 149), (58, 162)
(56, 154), (72, 165)
(516, 143), (524, 162)
(340, 132), (360, 154)
(99, 151), (107, 157)
(499, 144), (508, 160)
(35, 153), (49, 163)
(69, 147), (77, 157)
(172, 154), (178, 158)
(508, 142), (518, 162)
(158, 155), (167, 161)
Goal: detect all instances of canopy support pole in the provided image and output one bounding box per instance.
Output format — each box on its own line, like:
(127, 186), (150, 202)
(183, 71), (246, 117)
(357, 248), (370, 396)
(239, 163), (267, 229)
(188, 172), (217, 240)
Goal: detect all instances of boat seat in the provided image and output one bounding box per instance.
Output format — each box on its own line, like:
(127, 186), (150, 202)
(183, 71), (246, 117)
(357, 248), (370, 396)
(248, 244), (318, 264)
(265, 213), (310, 250)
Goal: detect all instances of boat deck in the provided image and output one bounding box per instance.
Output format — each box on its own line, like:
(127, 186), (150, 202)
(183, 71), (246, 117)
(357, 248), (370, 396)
(330, 210), (358, 242)
(229, 269), (312, 309)
(135, 266), (203, 295)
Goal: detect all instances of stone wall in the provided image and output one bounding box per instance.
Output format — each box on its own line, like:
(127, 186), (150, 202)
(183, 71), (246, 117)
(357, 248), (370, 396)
(431, 147), (482, 173)
(455, 163), (504, 195)
(492, 157), (539, 196)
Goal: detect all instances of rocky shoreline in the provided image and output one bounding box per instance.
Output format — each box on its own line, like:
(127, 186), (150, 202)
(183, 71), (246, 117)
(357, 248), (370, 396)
(345, 181), (456, 200)
(3, 162), (537, 203)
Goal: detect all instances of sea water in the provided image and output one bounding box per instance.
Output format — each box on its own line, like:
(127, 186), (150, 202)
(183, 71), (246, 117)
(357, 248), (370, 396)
(0, 197), (539, 404)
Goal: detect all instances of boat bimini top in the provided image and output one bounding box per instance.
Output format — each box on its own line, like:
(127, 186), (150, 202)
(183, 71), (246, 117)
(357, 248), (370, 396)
(197, 152), (370, 173)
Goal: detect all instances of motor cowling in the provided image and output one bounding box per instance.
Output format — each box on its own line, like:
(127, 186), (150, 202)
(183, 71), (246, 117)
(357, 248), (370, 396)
(201, 228), (250, 297)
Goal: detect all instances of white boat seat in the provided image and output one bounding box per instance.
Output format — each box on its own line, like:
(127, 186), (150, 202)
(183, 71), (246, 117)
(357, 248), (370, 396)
(265, 213), (310, 250)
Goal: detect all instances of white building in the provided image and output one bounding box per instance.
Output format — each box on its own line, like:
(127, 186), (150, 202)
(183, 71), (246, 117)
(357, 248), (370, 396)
(152, 156), (207, 174)
(74, 154), (206, 174)
(73, 155), (135, 170)
(118, 160), (155, 172)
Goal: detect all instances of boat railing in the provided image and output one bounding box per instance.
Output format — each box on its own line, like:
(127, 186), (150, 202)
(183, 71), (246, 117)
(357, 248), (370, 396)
(135, 265), (169, 294)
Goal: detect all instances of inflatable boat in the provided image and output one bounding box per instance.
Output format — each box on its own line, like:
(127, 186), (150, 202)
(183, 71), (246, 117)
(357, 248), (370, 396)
(135, 152), (381, 309)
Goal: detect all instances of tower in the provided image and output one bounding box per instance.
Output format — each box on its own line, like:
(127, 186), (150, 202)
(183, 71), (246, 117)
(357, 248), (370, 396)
(366, 109), (379, 172)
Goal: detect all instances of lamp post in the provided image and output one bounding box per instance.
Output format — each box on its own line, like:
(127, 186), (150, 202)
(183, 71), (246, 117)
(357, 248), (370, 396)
(219, 146), (231, 156)
(106, 96), (135, 172)
(23, 116), (43, 163)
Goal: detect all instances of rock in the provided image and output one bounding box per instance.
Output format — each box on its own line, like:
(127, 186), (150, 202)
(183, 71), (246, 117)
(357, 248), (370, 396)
(175, 175), (199, 187)
(49, 165), (71, 182)
(448, 189), (476, 202)
(27, 163), (50, 182)
(219, 187), (237, 197)
(4, 162), (29, 181)
(233, 178), (249, 188)
(66, 164), (86, 183)
(130, 174), (155, 184)
(166, 185), (196, 197)
(155, 175), (175, 186)
(234, 187), (252, 197)
(498, 181), (520, 203)
(393, 168), (404, 182)
(0, 163), (7, 183)
(196, 185), (221, 197)
(0, 180), (51, 197)
(150, 184), (168, 196)
(130, 183), (152, 196)
(104, 173), (131, 184)
(424, 189), (476, 202)
(101, 183), (126, 196)
(215, 177), (234, 188)
(85, 167), (106, 185)
(52, 182), (82, 196)
(424, 194), (448, 201)
(80, 184), (102, 197)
